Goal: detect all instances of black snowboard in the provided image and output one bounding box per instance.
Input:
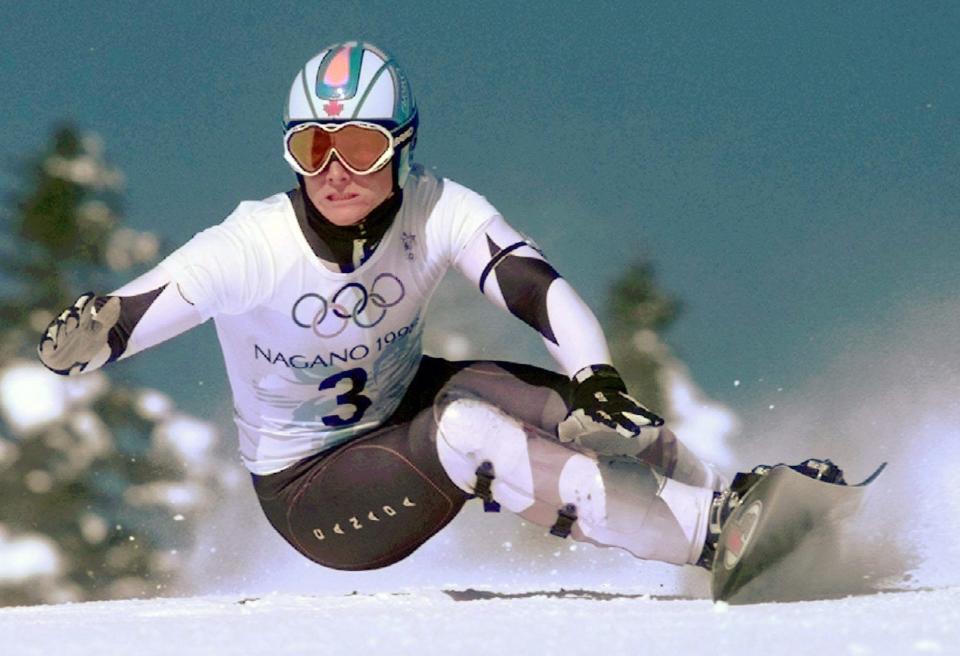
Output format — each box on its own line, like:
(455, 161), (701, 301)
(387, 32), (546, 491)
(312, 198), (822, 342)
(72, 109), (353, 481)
(711, 462), (886, 604)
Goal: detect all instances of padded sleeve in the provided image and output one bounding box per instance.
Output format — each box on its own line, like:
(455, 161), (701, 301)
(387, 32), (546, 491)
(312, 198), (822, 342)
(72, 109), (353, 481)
(454, 215), (612, 377)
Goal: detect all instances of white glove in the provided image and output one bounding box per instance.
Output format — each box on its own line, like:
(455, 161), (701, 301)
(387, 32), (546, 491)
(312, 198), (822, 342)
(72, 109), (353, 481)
(38, 293), (120, 375)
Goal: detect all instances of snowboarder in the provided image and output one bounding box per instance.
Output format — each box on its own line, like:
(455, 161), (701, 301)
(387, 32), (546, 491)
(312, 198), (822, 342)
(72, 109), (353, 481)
(36, 41), (829, 583)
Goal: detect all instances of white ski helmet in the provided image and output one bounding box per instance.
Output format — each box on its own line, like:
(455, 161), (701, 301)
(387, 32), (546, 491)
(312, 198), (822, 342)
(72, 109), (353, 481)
(283, 41), (418, 188)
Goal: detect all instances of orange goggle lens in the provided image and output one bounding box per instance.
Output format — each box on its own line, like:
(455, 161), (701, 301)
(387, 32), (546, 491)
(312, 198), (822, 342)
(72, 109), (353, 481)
(286, 123), (392, 175)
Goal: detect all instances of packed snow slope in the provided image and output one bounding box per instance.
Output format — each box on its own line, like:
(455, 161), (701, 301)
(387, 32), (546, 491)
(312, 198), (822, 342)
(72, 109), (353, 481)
(1, 587), (957, 656)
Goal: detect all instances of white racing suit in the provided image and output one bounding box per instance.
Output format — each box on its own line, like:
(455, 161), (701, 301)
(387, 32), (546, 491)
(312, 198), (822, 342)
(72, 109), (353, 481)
(44, 164), (723, 570)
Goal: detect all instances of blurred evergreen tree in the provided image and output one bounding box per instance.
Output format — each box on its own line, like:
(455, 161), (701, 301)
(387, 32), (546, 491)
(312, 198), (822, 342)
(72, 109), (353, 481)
(606, 260), (681, 416)
(0, 125), (223, 606)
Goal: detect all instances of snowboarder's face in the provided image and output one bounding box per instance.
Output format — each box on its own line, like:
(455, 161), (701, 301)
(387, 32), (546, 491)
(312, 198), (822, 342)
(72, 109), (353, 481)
(302, 157), (394, 226)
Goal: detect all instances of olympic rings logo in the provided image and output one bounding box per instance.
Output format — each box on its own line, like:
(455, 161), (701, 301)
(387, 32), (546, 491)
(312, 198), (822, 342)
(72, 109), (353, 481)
(291, 273), (406, 338)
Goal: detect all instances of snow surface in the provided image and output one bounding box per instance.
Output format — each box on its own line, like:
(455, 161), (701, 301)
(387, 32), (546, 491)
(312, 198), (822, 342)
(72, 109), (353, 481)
(1, 587), (957, 655)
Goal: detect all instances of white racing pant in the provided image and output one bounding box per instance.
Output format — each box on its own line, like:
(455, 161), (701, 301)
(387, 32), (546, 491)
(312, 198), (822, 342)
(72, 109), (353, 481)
(434, 389), (722, 566)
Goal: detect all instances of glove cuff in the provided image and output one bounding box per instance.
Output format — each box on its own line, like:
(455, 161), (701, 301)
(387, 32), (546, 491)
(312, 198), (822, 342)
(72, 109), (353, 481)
(567, 363), (627, 406)
(571, 363), (625, 386)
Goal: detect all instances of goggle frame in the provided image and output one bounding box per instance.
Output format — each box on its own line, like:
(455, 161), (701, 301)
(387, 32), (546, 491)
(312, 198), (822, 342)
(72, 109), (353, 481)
(283, 120), (415, 177)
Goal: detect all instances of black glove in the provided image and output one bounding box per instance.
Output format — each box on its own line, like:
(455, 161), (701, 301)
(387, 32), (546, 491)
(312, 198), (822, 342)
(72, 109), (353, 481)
(557, 364), (664, 456)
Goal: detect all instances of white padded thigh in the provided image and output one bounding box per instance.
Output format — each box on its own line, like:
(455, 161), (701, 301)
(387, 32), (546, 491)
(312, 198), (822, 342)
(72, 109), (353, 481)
(435, 397), (536, 513)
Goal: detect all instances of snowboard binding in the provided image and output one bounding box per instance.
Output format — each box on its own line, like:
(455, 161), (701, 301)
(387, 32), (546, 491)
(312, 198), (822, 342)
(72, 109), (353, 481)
(758, 458), (847, 484)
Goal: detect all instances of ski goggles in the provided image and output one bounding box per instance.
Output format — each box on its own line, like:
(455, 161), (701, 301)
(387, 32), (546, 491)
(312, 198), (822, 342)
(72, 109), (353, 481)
(283, 121), (415, 176)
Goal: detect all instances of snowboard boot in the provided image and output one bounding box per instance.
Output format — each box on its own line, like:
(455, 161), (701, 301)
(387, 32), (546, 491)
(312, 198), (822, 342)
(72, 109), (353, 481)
(695, 458), (846, 569)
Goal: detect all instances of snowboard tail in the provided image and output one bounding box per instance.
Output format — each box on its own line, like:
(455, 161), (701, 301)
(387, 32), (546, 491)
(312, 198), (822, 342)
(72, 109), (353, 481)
(711, 462), (886, 604)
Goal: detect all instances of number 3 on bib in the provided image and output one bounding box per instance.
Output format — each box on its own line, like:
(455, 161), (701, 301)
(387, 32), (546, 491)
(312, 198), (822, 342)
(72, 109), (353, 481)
(318, 368), (373, 427)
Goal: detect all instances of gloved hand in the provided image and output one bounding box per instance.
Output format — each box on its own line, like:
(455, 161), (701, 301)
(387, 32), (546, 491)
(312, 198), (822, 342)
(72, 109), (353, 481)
(38, 292), (120, 375)
(557, 364), (664, 457)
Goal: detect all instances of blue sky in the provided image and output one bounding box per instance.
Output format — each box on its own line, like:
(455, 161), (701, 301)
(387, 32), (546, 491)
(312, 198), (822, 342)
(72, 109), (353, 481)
(2, 2), (958, 420)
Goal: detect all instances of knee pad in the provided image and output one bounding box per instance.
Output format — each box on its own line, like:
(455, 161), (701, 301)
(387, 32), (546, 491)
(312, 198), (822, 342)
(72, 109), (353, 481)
(434, 394), (538, 513)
